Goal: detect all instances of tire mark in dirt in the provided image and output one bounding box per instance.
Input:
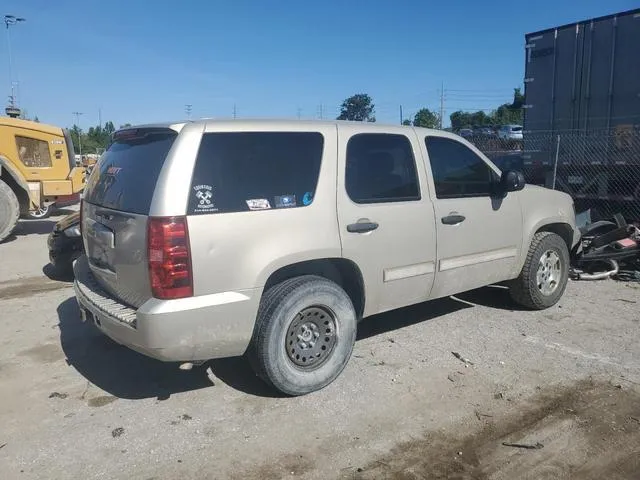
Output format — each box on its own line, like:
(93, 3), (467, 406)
(0, 276), (71, 300)
(340, 380), (640, 480)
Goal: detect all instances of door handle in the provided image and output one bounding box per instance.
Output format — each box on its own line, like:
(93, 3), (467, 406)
(347, 221), (379, 233)
(441, 214), (466, 225)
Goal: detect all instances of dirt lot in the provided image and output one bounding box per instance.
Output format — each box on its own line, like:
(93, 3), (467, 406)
(0, 210), (639, 480)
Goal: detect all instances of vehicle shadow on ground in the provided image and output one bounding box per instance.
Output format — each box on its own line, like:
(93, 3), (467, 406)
(57, 286), (519, 399)
(455, 284), (529, 311)
(43, 263), (74, 283)
(58, 297), (214, 400)
(1, 220), (56, 243)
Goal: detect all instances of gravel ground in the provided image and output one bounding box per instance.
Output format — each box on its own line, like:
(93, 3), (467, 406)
(0, 211), (638, 479)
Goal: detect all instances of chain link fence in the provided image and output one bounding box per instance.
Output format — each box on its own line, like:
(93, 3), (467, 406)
(467, 129), (640, 223)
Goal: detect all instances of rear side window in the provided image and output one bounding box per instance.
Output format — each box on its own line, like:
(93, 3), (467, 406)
(16, 136), (52, 167)
(188, 132), (324, 214)
(345, 133), (420, 204)
(83, 128), (177, 214)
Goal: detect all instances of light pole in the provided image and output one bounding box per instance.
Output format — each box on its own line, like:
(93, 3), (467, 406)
(72, 111), (84, 160)
(4, 14), (26, 114)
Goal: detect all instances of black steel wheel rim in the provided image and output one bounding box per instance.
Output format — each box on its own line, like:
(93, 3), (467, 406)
(285, 306), (337, 370)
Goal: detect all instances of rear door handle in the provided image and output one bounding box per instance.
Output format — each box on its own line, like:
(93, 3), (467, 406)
(441, 214), (466, 225)
(347, 222), (379, 233)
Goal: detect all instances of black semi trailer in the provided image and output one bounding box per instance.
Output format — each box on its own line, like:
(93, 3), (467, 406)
(522, 8), (640, 220)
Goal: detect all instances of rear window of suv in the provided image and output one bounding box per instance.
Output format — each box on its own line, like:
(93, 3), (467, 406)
(83, 128), (177, 214)
(188, 132), (324, 214)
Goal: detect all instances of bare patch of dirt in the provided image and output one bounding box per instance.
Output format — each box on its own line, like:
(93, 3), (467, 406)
(19, 343), (65, 363)
(0, 276), (69, 300)
(233, 453), (315, 480)
(87, 395), (117, 407)
(341, 380), (640, 480)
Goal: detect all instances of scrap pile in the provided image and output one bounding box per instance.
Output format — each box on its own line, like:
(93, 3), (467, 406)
(571, 211), (640, 281)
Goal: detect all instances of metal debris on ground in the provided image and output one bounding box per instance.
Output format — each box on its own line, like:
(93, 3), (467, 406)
(111, 427), (125, 438)
(502, 441), (544, 450)
(475, 411), (494, 421)
(451, 352), (474, 365)
(572, 211), (640, 281)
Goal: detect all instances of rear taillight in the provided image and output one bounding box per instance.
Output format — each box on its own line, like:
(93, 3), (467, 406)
(147, 216), (193, 299)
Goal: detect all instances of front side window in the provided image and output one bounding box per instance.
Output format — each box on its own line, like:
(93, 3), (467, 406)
(15, 136), (52, 168)
(345, 133), (420, 204)
(188, 132), (324, 214)
(425, 136), (496, 199)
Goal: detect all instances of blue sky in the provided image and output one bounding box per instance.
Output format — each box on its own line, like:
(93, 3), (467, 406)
(1, 0), (638, 129)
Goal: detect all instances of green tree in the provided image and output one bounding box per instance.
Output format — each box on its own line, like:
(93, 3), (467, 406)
(33, 116), (40, 123)
(104, 121), (115, 136)
(402, 119), (412, 126)
(450, 111), (473, 130)
(470, 111), (491, 126)
(337, 94), (375, 122)
(120, 123), (132, 129)
(412, 108), (440, 128)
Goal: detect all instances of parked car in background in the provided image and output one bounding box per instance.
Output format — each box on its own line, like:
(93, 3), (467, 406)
(498, 124), (523, 140)
(73, 119), (578, 396)
(473, 126), (496, 137)
(458, 128), (473, 138)
(48, 211), (83, 275)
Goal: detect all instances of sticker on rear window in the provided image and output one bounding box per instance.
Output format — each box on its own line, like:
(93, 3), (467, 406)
(302, 192), (313, 206)
(275, 195), (296, 208)
(193, 184), (218, 212)
(246, 198), (271, 210)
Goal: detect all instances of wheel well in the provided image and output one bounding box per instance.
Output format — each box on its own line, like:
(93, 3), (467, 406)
(264, 259), (366, 318)
(536, 223), (573, 250)
(0, 170), (30, 214)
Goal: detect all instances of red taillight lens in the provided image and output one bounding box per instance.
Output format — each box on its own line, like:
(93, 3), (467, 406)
(148, 216), (193, 299)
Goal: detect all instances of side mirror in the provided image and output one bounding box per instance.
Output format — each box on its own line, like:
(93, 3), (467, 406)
(500, 170), (525, 192)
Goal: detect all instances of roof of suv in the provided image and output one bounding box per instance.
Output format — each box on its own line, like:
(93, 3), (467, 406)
(118, 118), (446, 135)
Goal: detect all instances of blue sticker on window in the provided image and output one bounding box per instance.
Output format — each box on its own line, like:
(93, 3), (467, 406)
(275, 195), (296, 208)
(302, 192), (313, 206)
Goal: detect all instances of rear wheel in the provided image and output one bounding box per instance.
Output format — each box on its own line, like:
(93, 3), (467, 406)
(248, 275), (357, 396)
(0, 179), (20, 242)
(509, 232), (569, 310)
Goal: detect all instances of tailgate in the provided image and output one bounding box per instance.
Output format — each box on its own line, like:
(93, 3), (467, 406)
(81, 127), (178, 307)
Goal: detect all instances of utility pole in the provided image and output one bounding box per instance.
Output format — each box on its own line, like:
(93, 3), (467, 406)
(185, 104), (192, 120)
(233, 103), (237, 119)
(4, 14), (26, 117)
(317, 104), (324, 120)
(72, 112), (84, 159)
(297, 107), (302, 119)
(400, 105), (403, 125)
(439, 81), (445, 129)
(98, 108), (102, 129)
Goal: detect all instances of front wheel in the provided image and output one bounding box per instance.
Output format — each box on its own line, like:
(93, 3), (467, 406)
(27, 203), (53, 219)
(248, 275), (357, 396)
(509, 232), (570, 310)
(0, 179), (20, 242)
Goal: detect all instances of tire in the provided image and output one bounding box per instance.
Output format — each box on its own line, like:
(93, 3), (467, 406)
(509, 232), (570, 310)
(248, 275), (357, 396)
(26, 203), (53, 219)
(0, 179), (20, 242)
